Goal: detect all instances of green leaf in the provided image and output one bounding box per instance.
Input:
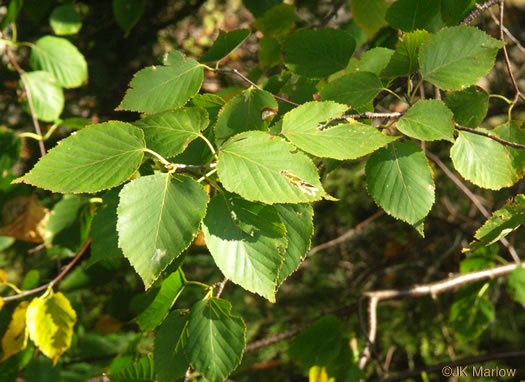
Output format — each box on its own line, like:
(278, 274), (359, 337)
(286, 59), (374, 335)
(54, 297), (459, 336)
(30, 35), (88, 88)
(258, 36), (281, 67)
(358, 47), (394, 75)
(320, 72), (383, 108)
(110, 356), (157, 382)
(43, 195), (81, 244)
(134, 107), (209, 158)
(396, 99), (455, 142)
(450, 285), (494, 342)
(420, 26), (504, 90)
(366, 141), (435, 230)
(217, 131), (326, 204)
(460, 246), (497, 273)
(283, 28), (356, 78)
(244, 0), (282, 17)
(0, 0), (24, 30)
(49, 5), (82, 36)
(136, 269), (185, 331)
(275, 204), (313, 285)
(185, 297), (246, 382)
(466, 194), (525, 252)
(351, 0), (387, 36)
(441, 0), (476, 25)
(290, 316), (344, 368)
(386, 0), (441, 32)
(444, 86), (488, 128)
(119, 50), (204, 114)
(154, 310), (189, 382)
(15, 121), (145, 193)
(202, 194), (287, 301)
(89, 188), (123, 264)
(0, 128), (21, 172)
(450, 129), (520, 190)
(21, 71), (64, 122)
(214, 88), (278, 146)
(112, 0), (145, 34)
(117, 174), (209, 289)
(507, 267), (525, 304)
(60, 117), (91, 130)
(253, 4), (297, 36)
(282, 101), (396, 160)
(0, 301), (29, 362)
(381, 30), (430, 79)
(201, 29), (250, 63)
(191, 93), (225, 109)
(493, 121), (525, 173)
(26, 291), (76, 365)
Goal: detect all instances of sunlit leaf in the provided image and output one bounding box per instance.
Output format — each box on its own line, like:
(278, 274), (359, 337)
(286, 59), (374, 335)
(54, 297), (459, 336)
(21, 71), (64, 122)
(396, 99), (455, 142)
(0, 301), (29, 361)
(507, 267), (525, 304)
(49, 5), (82, 35)
(26, 291), (76, 365)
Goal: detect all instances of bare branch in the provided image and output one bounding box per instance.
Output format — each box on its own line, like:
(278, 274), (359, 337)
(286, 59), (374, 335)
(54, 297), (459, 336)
(319, 0), (346, 27)
(2, 239), (91, 302)
(455, 124), (525, 150)
(460, 0), (500, 25)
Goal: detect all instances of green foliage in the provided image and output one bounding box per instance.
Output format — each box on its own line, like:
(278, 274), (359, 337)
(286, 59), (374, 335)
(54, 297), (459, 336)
(1, 1), (524, 381)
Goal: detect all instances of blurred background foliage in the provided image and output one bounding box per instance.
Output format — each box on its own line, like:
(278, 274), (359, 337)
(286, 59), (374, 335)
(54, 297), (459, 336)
(0, 0), (524, 381)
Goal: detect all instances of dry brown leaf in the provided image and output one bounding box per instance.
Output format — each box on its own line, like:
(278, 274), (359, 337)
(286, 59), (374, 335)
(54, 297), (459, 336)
(1, 195), (49, 243)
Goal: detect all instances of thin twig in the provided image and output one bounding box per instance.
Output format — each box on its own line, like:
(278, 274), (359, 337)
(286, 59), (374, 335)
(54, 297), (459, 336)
(455, 124), (525, 150)
(498, 0), (525, 104)
(245, 325), (307, 353)
(215, 278), (229, 298)
(487, 7), (525, 53)
(319, 0), (346, 27)
(427, 152), (520, 263)
(3, 239), (91, 302)
(308, 210), (384, 256)
(216, 68), (299, 107)
(358, 261), (525, 370)
(381, 350), (525, 382)
(460, 0), (500, 25)
(6, 47), (46, 157)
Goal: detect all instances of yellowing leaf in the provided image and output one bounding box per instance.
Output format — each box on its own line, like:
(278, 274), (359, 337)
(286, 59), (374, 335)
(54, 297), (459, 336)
(1, 301), (29, 362)
(0, 195), (49, 243)
(309, 366), (335, 382)
(0, 298), (4, 311)
(26, 291), (76, 365)
(0, 269), (6, 284)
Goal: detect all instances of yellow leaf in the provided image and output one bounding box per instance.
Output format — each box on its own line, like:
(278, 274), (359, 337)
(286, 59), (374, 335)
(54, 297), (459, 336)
(309, 366), (335, 382)
(26, 291), (77, 365)
(0, 298), (4, 311)
(1, 301), (29, 362)
(0, 269), (6, 284)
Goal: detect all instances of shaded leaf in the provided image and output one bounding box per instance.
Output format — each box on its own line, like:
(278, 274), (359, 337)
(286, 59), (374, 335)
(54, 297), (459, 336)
(351, 0), (387, 36)
(253, 4), (297, 36)
(202, 194), (286, 301)
(444, 86), (488, 128)
(283, 28), (356, 78)
(26, 291), (76, 365)
(0, 301), (29, 361)
(119, 50), (204, 114)
(320, 72), (383, 108)
(49, 5), (82, 35)
(136, 269), (185, 331)
(396, 99), (455, 142)
(201, 29), (250, 63)
(185, 297), (245, 382)
(507, 267), (525, 304)
(381, 30), (430, 78)
(276, 204), (314, 285)
(0, 195), (49, 243)
(154, 310), (189, 382)
(450, 129), (520, 190)
(441, 0), (476, 25)
(89, 188), (122, 264)
(493, 121), (525, 173)
(15, 122), (145, 193)
(386, 0), (441, 32)
(110, 356), (157, 381)
(217, 131), (326, 204)
(112, 0), (146, 34)
(134, 107), (209, 158)
(214, 88), (278, 146)
(450, 285), (494, 342)
(244, 0), (282, 18)
(358, 47), (394, 75)
(30, 36), (88, 88)
(0, 0), (23, 29)
(21, 71), (64, 122)
(0, 128), (21, 172)
(117, 174), (209, 289)
(420, 26), (504, 90)
(366, 141), (435, 231)
(43, 195), (81, 244)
